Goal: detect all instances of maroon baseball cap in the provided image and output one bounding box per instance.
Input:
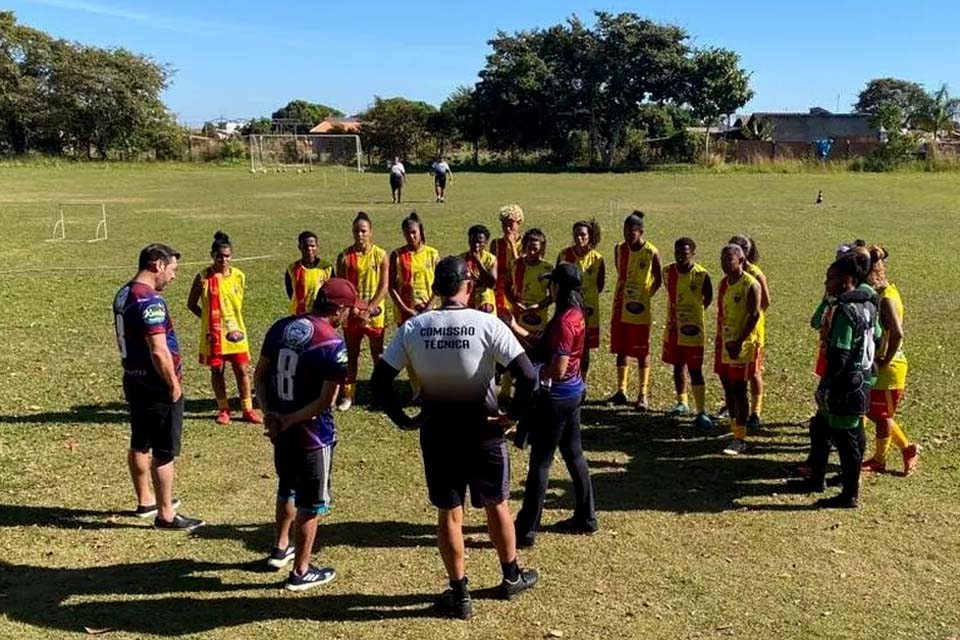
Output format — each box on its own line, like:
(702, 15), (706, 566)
(315, 277), (368, 311)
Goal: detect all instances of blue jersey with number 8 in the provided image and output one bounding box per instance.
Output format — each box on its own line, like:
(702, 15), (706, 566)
(261, 314), (347, 449)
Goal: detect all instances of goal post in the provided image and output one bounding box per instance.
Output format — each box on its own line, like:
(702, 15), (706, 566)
(47, 202), (108, 243)
(248, 134), (363, 173)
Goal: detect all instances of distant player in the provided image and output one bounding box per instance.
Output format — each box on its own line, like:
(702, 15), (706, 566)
(608, 212), (662, 411)
(285, 231), (333, 315)
(335, 212), (389, 411)
(508, 228), (553, 334)
(431, 156), (452, 203)
(254, 278), (362, 589)
(557, 219), (605, 381)
(729, 234), (769, 431)
(187, 231), (262, 425)
(462, 224), (497, 314)
(715, 244), (762, 456)
(389, 157), (406, 204)
(662, 238), (713, 427)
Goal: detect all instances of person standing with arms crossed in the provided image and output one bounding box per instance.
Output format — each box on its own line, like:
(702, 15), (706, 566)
(557, 219), (605, 383)
(462, 224), (497, 314)
(371, 256), (540, 620)
(113, 243), (204, 531)
(187, 231), (262, 426)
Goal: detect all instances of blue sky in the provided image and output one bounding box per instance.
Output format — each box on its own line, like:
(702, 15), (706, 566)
(7, 0), (960, 125)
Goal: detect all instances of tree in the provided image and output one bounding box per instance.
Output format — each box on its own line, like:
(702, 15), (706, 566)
(270, 100), (343, 134)
(240, 117), (273, 136)
(913, 83), (960, 142)
(686, 47), (754, 160)
(442, 86), (484, 164)
(854, 78), (927, 126)
(359, 96), (436, 163)
(425, 110), (454, 156)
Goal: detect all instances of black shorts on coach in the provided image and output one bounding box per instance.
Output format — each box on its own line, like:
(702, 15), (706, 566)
(124, 378), (183, 459)
(419, 418), (509, 510)
(274, 438), (336, 515)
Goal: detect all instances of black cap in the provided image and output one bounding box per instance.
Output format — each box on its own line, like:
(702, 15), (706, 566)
(542, 262), (582, 290)
(433, 255), (472, 296)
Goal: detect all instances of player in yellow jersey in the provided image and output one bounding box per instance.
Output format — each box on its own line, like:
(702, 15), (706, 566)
(729, 234), (770, 431)
(862, 244), (918, 475)
(285, 231), (333, 315)
(187, 231), (262, 425)
(336, 212), (389, 411)
(490, 204), (524, 316)
(662, 237), (713, 427)
(557, 219), (605, 381)
(508, 228), (553, 333)
(608, 212), (662, 411)
(463, 224), (497, 314)
(389, 212), (439, 401)
(715, 244), (761, 455)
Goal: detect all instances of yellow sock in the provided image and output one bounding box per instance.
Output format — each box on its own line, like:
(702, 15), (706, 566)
(692, 385), (706, 413)
(677, 392), (689, 406)
(241, 396), (253, 411)
(216, 396), (229, 411)
(732, 423), (747, 440)
(616, 366), (629, 394)
(873, 437), (891, 463)
(890, 422), (909, 450)
(344, 383), (355, 400)
(639, 367), (650, 396)
(751, 391), (764, 416)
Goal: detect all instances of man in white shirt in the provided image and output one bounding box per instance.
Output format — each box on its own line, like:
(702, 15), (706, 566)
(388, 157), (406, 204)
(430, 155), (452, 203)
(372, 256), (539, 620)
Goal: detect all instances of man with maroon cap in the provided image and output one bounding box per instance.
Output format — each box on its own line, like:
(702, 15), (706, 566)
(253, 277), (365, 591)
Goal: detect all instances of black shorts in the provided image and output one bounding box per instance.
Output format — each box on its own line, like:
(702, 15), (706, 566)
(390, 173), (403, 189)
(274, 440), (335, 515)
(419, 416), (509, 510)
(434, 174), (447, 189)
(124, 379), (183, 460)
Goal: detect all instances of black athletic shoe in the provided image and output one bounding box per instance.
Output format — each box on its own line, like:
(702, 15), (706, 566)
(825, 473), (844, 487)
(285, 565), (336, 592)
(606, 391), (629, 406)
(516, 533), (536, 549)
(266, 545), (296, 570)
(499, 568), (539, 601)
(434, 588), (473, 620)
(134, 498), (181, 518)
(553, 517), (598, 536)
(784, 478), (826, 494)
(746, 413), (762, 432)
(153, 513), (205, 531)
(816, 494), (859, 509)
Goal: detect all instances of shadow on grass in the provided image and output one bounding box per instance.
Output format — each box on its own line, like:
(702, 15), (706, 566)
(0, 559), (438, 635)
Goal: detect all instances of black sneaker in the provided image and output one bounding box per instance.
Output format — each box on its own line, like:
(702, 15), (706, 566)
(516, 533), (536, 549)
(134, 498), (181, 518)
(606, 391), (629, 406)
(784, 478), (826, 494)
(285, 565), (335, 592)
(153, 513), (205, 531)
(434, 588), (473, 620)
(499, 568), (539, 600)
(816, 494), (859, 509)
(746, 413), (762, 432)
(266, 545), (296, 570)
(553, 517), (598, 536)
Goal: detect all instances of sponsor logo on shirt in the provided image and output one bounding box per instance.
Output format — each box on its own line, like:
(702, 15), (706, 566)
(142, 303), (166, 325)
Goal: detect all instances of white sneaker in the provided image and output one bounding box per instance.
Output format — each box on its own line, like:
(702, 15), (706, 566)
(722, 439), (747, 456)
(336, 396), (352, 412)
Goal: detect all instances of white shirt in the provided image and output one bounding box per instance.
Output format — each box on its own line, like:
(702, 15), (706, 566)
(390, 162), (405, 176)
(382, 306), (524, 412)
(432, 161), (450, 175)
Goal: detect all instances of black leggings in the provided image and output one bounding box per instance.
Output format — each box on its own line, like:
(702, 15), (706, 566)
(515, 394), (596, 537)
(808, 414), (865, 499)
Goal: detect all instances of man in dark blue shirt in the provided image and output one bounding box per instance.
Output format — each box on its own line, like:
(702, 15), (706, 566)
(254, 278), (361, 591)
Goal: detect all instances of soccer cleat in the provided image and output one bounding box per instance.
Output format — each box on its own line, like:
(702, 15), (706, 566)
(667, 403), (690, 416)
(434, 588), (473, 620)
(634, 396), (650, 412)
(553, 517), (598, 536)
(266, 545), (296, 570)
(285, 565), (336, 592)
(242, 408), (263, 424)
(336, 395), (352, 412)
(134, 497), (181, 518)
(499, 568), (539, 600)
(154, 513), (205, 532)
(746, 413), (762, 432)
(606, 391), (629, 406)
(902, 444), (919, 476)
(693, 413), (714, 429)
(722, 439), (748, 456)
(816, 494), (859, 509)
(215, 409), (232, 425)
(861, 459), (886, 473)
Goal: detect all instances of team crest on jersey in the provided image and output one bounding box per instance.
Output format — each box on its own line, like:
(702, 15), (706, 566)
(625, 302), (645, 314)
(283, 318), (314, 347)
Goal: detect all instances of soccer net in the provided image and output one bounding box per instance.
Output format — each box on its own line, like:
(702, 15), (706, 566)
(248, 134), (363, 173)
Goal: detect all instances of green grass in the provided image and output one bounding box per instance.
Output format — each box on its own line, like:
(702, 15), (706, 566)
(1, 164), (960, 639)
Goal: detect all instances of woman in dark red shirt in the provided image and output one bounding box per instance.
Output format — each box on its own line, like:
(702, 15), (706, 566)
(500, 262), (598, 547)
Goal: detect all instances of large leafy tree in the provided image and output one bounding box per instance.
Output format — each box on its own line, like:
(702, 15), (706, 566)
(686, 47), (754, 158)
(853, 78), (927, 125)
(359, 96), (436, 162)
(270, 99), (344, 133)
(913, 83), (960, 142)
(442, 86), (484, 164)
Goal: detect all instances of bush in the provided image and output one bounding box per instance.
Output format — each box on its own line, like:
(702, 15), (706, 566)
(217, 138), (247, 161)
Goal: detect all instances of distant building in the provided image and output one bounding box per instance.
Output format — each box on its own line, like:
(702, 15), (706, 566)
(310, 117), (362, 134)
(727, 108), (880, 143)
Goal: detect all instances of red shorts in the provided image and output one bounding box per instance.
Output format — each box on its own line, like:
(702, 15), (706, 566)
(868, 388), (904, 421)
(344, 323), (386, 340)
(610, 322), (650, 358)
(200, 351), (250, 368)
(662, 342), (705, 369)
(714, 342), (763, 378)
(717, 361), (756, 382)
(586, 327), (600, 350)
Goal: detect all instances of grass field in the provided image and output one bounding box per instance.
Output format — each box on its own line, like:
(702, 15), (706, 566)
(1, 164), (959, 639)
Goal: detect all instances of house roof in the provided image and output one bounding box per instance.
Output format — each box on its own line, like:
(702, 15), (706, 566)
(746, 110), (878, 142)
(310, 117), (362, 134)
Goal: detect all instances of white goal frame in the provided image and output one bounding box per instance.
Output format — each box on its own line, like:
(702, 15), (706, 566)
(248, 134), (363, 173)
(47, 202), (108, 243)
